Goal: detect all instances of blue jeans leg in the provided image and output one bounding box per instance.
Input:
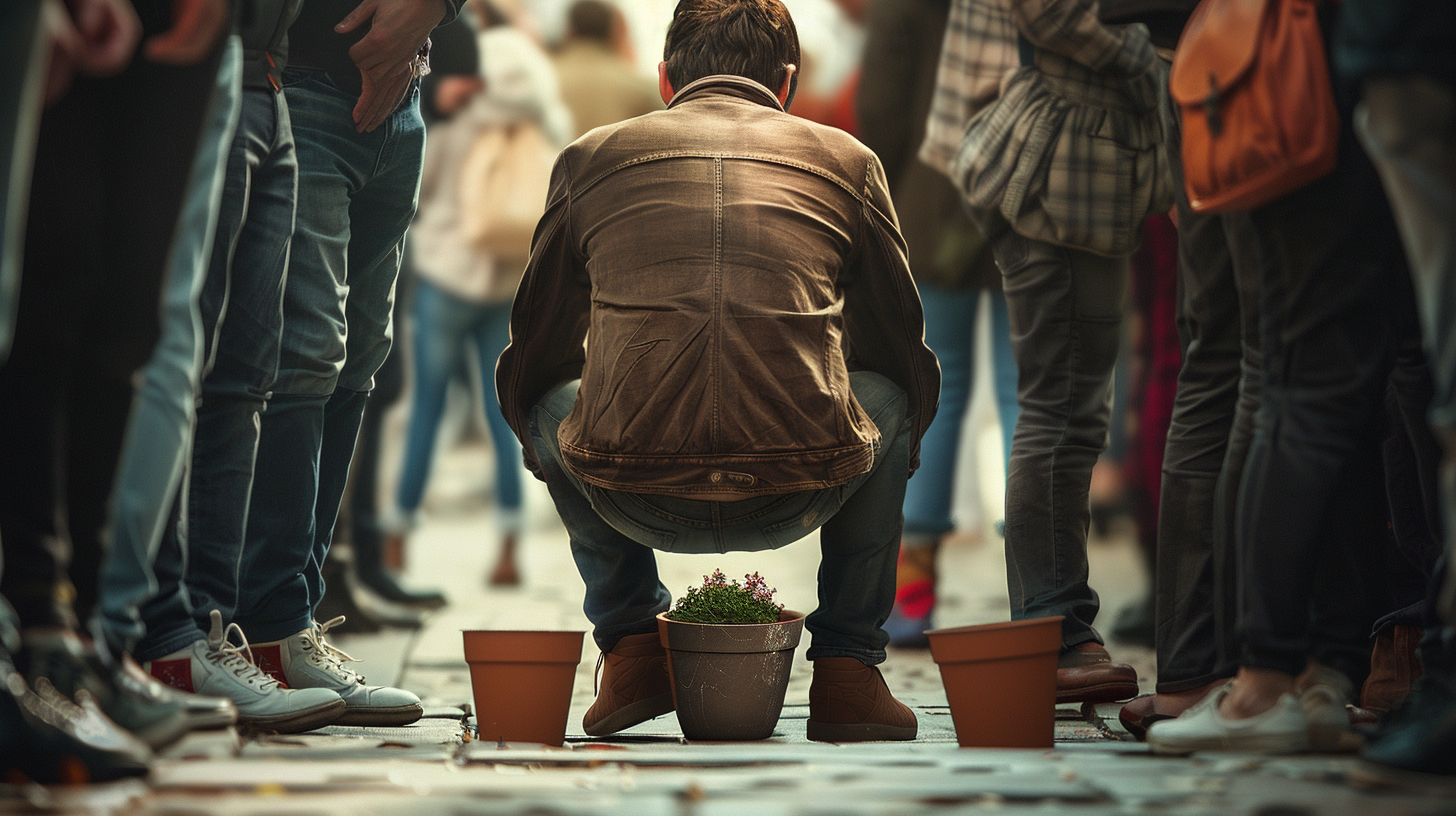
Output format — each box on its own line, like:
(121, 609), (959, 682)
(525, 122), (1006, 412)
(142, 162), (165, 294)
(529, 381), (671, 653)
(396, 278), (480, 514)
(152, 86), (297, 654)
(95, 36), (241, 652)
(234, 70), (423, 642)
(901, 284), (975, 544)
(473, 301), (521, 515)
(996, 230), (1128, 649)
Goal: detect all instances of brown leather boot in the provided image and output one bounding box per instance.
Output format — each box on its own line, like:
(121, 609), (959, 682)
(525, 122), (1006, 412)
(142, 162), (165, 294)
(582, 632), (674, 737)
(1057, 643), (1138, 704)
(1361, 624), (1423, 714)
(807, 657), (918, 742)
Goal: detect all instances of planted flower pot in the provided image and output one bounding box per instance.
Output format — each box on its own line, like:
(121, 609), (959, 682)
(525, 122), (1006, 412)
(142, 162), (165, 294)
(462, 629), (584, 746)
(656, 609), (804, 741)
(926, 616), (1063, 748)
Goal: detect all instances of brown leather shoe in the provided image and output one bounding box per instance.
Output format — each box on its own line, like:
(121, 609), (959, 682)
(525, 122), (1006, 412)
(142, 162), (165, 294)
(1057, 643), (1138, 704)
(807, 657), (918, 742)
(1361, 624), (1423, 714)
(582, 632), (674, 736)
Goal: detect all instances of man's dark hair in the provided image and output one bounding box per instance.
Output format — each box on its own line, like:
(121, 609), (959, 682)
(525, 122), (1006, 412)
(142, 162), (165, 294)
(663, 0), (800, 94)
(566, 0), (616, 42)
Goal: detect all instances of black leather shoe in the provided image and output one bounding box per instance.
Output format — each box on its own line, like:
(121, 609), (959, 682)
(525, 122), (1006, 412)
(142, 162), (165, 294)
(1349, 671), (1456, 795)
(1, 651), (151, 784)
(357, 567), (447, 610)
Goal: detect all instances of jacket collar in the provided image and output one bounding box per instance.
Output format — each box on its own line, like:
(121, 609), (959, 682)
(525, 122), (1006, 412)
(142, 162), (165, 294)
(667, 75), (784, 112)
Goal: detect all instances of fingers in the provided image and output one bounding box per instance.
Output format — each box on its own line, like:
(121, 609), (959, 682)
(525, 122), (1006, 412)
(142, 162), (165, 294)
(335, 0), (378, 34)
(355, 67), (412, 132)
(42, 0), (82, 105)
(71, 0), (140, 77)
(144, 0), (227, 65)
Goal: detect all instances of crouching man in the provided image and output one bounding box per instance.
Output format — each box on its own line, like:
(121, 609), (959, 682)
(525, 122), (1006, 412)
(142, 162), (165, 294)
(496, 0), (939, 742)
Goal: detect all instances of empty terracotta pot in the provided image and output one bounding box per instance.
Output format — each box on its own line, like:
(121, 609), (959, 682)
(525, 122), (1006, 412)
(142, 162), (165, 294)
(926, 616), (1063, 748)
(462, 630), (584, 746)
(656, 610), (804, 741)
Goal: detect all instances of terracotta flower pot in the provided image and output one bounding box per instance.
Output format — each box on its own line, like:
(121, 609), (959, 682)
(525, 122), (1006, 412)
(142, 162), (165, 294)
(926, 616), (1063, 748)
(656, 610), (804, 741)
(462, 630), (584, 746)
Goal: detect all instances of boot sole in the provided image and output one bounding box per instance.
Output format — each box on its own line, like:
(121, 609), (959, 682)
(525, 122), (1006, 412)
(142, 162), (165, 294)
(1057, 681), (1139, 704)
(239, 699), (348, 735)
(582, 693), (674, 737)
(334, 703), (424, 727)
(806, 720), (918, 743)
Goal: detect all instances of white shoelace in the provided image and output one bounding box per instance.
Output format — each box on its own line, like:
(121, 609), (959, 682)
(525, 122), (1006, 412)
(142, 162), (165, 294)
(308, 617), (365, 685)
(209, 621), (280, 691)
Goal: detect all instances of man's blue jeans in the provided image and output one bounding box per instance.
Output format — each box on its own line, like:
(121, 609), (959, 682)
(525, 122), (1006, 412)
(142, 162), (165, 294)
(96, 36), (240, 654)
(395, 278), (520, 519)
(530, 371), (913, 665)
(133, 82), (299, 662)
(901, 285), (1018, 545)
(231, 70), (424, 643)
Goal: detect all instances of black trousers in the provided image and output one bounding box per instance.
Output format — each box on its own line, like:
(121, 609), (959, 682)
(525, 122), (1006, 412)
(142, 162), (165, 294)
(0, 1), (223, 628)
(1234, 115), (1420, 684)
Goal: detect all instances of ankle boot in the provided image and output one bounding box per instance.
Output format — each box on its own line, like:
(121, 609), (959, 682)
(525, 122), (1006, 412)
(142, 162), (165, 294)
(807, 657), (917, 742)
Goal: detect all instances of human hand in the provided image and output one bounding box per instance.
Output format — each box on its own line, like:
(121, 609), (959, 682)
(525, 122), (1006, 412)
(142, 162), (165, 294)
(144, 0), (229, 65)
(337, 0), (447, 132)
(433, 74), (484, 117)
(44, 0), (140, 105)
(67, 0), (141, 75)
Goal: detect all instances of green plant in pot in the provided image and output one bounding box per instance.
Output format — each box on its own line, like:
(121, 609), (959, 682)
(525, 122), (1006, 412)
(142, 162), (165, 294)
(657, 570), (804, 741)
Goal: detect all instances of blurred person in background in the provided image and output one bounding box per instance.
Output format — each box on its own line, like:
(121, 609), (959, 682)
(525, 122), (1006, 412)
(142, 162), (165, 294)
(1338, 0), (1456, 791)
(389, 0), (573, 588)
(856, 0), (1017, 648)
(553, 0), (662, 138)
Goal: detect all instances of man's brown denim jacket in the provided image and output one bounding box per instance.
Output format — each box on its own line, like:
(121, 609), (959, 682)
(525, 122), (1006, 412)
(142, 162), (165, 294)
(497, 75), (940, 500)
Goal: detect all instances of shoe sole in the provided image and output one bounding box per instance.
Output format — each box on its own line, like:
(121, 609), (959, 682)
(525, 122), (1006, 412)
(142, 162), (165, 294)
(806, 720), (918, 743)
(1057, 681), (1139, 705)
(1147, 731), (1309, 755)
(582, 693), (674, 737)
(239, 699), (348, 735)
(334, 703), (425, 727)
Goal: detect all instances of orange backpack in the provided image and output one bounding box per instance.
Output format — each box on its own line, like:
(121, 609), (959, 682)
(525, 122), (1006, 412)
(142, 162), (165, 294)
(1170, 0), (1338, 213)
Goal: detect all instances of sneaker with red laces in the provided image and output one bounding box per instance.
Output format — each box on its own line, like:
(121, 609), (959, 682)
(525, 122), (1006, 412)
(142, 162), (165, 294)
(583, 632), (674, 736)
(806, 657), (918, 742)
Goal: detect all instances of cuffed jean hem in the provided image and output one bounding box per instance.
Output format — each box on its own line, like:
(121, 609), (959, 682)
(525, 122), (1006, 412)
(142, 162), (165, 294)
(804, 646), (885, 666)
(242, 613), (314, 646)
(133, 624), (206, 665)
(1155, 671), (1234, 695)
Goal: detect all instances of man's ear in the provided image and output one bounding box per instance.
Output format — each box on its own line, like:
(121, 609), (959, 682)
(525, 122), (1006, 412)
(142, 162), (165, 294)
(658, 61), (675, 105)
(776, 64), (798, 108)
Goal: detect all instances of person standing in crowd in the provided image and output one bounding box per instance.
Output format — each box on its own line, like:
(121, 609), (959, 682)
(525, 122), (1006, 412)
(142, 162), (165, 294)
(1, 0), (236, 777)
(391, 0), (573, 589)
(498, 0), (938, 743)
(552, 0), (661, 138)
(1337, 0), (1456, 790)
(1148, 1), (1420, 754)
(134, 0), (368, 734)
(171, 0), (465, 727)
(921, 0), (1170, 703)
(856, 0), (1017, 647)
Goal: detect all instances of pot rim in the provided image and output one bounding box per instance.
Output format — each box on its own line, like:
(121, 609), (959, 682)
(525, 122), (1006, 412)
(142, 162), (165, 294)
(462, 629), (586, 664)
(655, 609), (805, 628)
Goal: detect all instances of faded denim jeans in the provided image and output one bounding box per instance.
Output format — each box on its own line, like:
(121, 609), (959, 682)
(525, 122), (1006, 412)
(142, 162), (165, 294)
(530, 370), (912, 664)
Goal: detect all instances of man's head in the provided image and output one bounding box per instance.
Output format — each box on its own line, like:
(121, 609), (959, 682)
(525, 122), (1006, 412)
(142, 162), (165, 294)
(566, 0), (618, 43)
(658, 0), (799, 106)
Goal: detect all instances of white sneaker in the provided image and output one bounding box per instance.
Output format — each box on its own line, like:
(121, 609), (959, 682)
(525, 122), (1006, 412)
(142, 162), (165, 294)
(145, 610), (346, 734)
(1147, 683), (1310, 755)
(249, 617), (423, 727)
(1297, 664), (1363, 753)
